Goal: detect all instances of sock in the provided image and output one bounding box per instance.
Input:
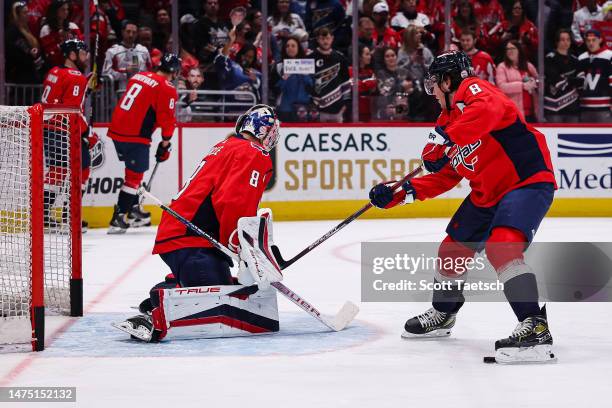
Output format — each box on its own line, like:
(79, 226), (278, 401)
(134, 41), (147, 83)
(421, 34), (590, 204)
(117, 190), (137, 214)
(432, 279), (465, 313)
(503, 273), (541, 321)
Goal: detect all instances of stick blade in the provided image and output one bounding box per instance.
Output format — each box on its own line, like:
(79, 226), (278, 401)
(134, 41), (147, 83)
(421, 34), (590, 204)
(325, 301), (360, 331)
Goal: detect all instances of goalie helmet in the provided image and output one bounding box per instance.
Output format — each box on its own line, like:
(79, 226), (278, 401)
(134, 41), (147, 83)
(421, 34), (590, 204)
(60, 39), (88, 58)
(235, 104), (280, 152)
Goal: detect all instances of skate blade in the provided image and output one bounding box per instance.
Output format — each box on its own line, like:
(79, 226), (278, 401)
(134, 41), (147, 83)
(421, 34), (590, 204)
(128, 218), (151, 228)
(111, 321), (152, 342)
(107, 226), (128, 235)
(401, 329), (452, 339)
(494, 344), (557, 364)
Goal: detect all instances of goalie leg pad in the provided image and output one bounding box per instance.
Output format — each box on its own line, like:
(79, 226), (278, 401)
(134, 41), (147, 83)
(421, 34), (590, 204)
(152, 284), (279, 340)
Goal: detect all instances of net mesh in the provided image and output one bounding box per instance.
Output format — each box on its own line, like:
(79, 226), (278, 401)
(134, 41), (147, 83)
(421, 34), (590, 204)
(0, 106), (75, 348)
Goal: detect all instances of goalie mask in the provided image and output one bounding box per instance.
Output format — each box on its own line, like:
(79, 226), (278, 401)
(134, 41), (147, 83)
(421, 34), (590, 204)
(235, 104), (280, 152)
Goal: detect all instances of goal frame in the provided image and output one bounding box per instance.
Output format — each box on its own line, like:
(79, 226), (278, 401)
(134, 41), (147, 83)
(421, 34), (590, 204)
(29, 103), (83, 351)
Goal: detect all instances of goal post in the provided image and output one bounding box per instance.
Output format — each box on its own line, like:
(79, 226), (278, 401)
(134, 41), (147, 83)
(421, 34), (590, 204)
(0, 104), (83, 352)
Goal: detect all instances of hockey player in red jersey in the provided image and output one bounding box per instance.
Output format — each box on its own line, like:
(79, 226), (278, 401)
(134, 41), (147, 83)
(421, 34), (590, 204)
(369, 51), (557, 364)
(41, 39), (95, 231)
(107, 53), (179, 234)
(114, 105), (281, 342)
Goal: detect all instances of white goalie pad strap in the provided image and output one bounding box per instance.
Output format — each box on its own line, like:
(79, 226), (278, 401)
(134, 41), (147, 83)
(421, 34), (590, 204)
(156, 284), (279, 340)
(238, 211), (283, 289)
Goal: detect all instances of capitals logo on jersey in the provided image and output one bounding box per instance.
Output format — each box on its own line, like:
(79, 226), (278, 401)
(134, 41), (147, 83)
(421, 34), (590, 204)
(450, 140), (482, 172)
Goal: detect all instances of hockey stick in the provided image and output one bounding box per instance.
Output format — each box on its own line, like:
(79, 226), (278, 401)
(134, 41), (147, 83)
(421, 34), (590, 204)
(140, 189), (359, 331)
(272, 165), (424, 269)
(138, 161), (160, 205)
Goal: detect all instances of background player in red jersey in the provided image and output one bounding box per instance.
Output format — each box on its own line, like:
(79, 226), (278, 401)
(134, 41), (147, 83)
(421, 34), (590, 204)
(369, 51), (557, 364)
(117, 104), (280, 342)
(40, 38), (96, 231)
(107, 53), (179, 234)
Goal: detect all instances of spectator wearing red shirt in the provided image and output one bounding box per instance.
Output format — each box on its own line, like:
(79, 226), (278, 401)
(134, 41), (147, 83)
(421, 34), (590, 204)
(138, 26), (163, 67)
(349, 44), (378, 122)
(372, 2), (401, 51)
(460, 29), (496, 84)
(473, 0), (506, 55)
(39, 0), (83, 68)
(498, 1), (539, 62)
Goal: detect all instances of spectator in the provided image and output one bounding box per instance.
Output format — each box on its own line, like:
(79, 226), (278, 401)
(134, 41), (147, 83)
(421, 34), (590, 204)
(229, 6), (247, 27)
(98, 0), (125, 39)
(452, 0), (480, 41)
(269, 0), (308, 53)
(138, 26), (163, 67)
(5, 1), (45, 85)
(472, 0), (506, 56)
(460, 30), (495, 84)
(273, 37), (314, 122)
(187, 0), (229, 65)
(214, 27), (262, 105)
(372, 2), (401, 51)
(375, 47), (416, 121)
(592, 2), (612, 49)
(348, 44), (378, 122)
(495, 40), (539, 122)
(153, 7), (172, 51)
(177, 67), (219, 122)
(545, 29), (581, 122)
(39, 0), (83, 68)
(572, 0), (604, 47)
(391, 0), (431, 30)
(102, 20), (152, 91)
(311, 27), (351, 122)
(358, 16), (376, 49)
(397, 25), (434, 89)
(576, 29), (611, 122)
(499, 1), (539, 61)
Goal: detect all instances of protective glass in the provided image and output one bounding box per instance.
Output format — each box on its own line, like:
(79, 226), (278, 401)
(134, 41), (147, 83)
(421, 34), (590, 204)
(424, 75), (438, 96)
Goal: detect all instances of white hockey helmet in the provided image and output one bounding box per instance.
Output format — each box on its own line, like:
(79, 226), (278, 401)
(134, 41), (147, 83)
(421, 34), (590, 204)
(235, 104), (280, 151)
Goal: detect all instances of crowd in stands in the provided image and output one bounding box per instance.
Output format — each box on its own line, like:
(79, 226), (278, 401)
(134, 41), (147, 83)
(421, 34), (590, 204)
(4, 0), (612, 123)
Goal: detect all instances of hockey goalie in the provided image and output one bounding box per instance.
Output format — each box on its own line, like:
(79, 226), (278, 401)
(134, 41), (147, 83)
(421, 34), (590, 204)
(113, 105), (283, 342)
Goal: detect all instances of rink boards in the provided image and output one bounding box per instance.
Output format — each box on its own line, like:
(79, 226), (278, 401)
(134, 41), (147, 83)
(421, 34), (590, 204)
(81, 123), (612, 226)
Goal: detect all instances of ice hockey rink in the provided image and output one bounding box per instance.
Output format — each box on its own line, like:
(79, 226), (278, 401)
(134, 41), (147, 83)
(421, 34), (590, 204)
(0, 217), (611, 408)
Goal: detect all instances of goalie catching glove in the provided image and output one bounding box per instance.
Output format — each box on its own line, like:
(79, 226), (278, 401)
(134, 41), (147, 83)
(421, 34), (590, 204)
(237, 208), (283, 289)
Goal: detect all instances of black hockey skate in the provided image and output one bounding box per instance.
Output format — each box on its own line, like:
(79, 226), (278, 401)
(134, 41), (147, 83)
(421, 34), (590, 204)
(127, 204), (151, 227)
(111, 315), (160, 343)
(82, 220), (88, 233)
(108, 205), (130, 234)
(494, 306), (556, 364)
(402, 307), (457, 338)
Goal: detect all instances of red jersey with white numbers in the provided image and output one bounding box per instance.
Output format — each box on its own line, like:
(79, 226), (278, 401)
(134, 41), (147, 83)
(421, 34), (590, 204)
(410, 77), (556, 208)
(153, 135), (273, 255)
(41, 65), (88, 130)
(108, 71), (177, 144)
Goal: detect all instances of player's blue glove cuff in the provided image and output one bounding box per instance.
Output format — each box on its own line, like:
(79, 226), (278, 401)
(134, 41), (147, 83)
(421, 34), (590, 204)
(428, 126), (452, 146)
(402, 180), (416, 204)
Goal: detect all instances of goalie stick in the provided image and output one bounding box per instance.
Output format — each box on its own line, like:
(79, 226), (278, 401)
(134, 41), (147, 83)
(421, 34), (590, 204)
(140, 189), (359, 331)
(272, 165), (424, 269)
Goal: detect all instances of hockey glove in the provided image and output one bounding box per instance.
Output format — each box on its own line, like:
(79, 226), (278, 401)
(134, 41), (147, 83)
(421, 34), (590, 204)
(369, 180), (416, 209)
(421, 143), (450, 173)
(427, 126), (452, 145)
(155, 141), (172, 162)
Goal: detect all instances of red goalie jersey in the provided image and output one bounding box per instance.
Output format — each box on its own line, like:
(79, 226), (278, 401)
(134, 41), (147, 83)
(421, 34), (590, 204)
(108, 71), (178, 144)
(153, 135), (273, 255)
(41, 66), (88, 130)
(411, 77), (556, 207)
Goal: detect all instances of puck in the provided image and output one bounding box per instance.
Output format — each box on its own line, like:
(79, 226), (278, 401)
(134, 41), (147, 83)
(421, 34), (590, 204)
(483, 356), (496, 364)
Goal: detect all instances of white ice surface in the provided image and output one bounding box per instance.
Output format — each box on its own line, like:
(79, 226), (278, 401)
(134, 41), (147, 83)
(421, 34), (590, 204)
(0, 218), (611, 407)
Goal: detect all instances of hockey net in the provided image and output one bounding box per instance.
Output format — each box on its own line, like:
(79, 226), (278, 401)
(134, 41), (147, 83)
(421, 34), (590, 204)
(0, 104), (82, 352)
